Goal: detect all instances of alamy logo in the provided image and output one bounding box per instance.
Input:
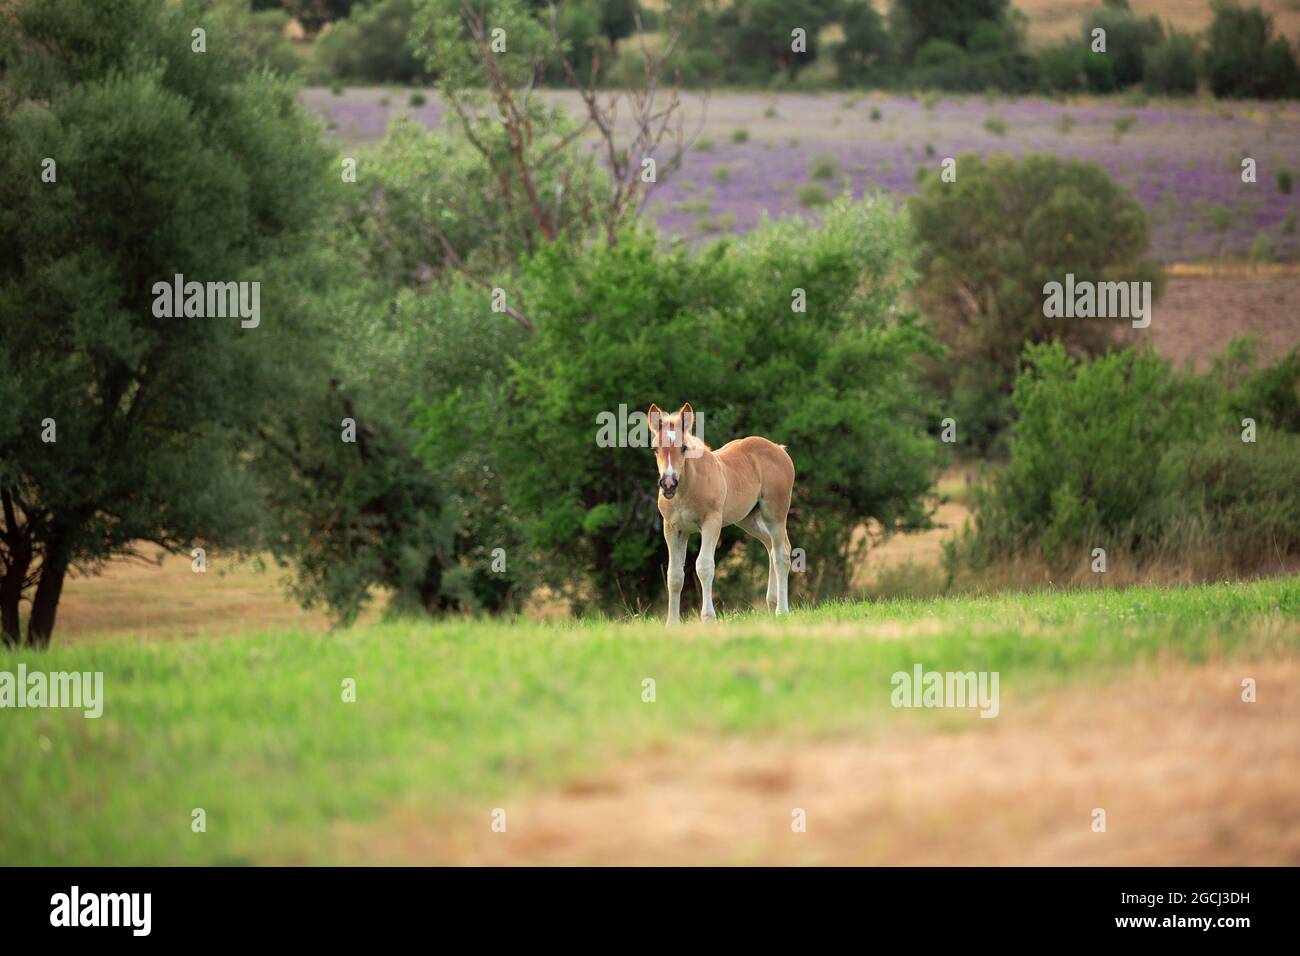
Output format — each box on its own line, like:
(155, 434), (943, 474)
(0, 665), (103, 718)
(890, 665), (1000, 718)
(1042, 273), (1152, 329)
(152, 273), (260, 328)
(595, 403), (706, 455)
(50, 886), (151, 936)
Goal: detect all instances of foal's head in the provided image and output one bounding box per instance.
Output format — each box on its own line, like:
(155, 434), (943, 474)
(647, 402), (694, 500)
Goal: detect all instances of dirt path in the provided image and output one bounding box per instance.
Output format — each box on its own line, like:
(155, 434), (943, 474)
(336, 657), (1300, 865)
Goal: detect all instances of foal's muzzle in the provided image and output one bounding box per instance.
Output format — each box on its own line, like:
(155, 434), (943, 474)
(659, 475), (678, 499)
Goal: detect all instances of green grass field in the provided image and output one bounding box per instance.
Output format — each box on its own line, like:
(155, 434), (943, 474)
(2, 576), (1298, 865)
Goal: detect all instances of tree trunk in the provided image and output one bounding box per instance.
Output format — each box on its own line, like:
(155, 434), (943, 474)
(27, 543), (68, 648)
(0, 489), (31, 647)
(0, 549), (30, 647)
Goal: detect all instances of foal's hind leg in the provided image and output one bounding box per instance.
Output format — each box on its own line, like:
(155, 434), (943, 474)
(758, 495), (792, 615)
(736, 508), (778, 613)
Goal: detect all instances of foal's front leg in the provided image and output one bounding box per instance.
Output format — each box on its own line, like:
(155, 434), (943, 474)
(696, 517), (721, 621)
(664, 522), (687, 625)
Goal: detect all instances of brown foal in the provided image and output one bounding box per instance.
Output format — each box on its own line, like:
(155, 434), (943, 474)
(648, 403), (796, 624)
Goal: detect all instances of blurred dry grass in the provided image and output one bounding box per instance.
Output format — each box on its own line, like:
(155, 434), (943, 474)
(55, 545), (360, 643)
(338, 652), (1300, 865)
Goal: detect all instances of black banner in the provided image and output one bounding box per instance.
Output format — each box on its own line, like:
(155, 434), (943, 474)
(0, 866), (1283, 943)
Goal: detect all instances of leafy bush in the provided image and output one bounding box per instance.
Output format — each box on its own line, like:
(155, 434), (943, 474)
(313, 0), (431, 85)
(909, 36), (1038, 92)
(797, 183), (830, 207)
(950, 341), (1300, 576)
(1037, 42), (1087, 93)
(227, 5), (302, 76)
(1081, 6), (1164, 90)
(1143, 30), (1199, 95)
(908, 153), (1164, 452)
(1204, 0), (1300, 99)
(810, 154), (839, 179)
(835, 0), (893, 86)
(342, 115), (609, 287)
(890, 0), (1014, 64)
(486, 198), (941, 611)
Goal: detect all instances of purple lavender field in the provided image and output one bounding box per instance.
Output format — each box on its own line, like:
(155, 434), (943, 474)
(302, 88), (1300, 264)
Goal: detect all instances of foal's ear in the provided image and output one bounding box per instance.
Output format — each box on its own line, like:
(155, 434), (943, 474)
(647, 403), (662, 430)
(678, 403), (695, 435)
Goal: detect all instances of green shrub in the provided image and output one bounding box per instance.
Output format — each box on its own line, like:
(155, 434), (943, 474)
(491, 199), (941, 610)
(1248, 234), (1274, 263)
(797, 183), (830, 207)
(313, 0), (431, 85)
(949, 341), (1300, 574)
(1037, 43), (1087, 93)
(731, 128), (750, 144)
(1277, 169), (1293, 194)
(983, 115), (1007, 136)
(1081, 6), (1164, 90)
(1143, 30), (1199, 95)
(835, 0), (893, 86)
(909, 153), (1163, 451)
(341, 115), (609, 287)
(810, 154), (839, 179)
(909, 36), (1038, 92)
(234, 8), (302, 76)
(1204, 0), (1300, 99)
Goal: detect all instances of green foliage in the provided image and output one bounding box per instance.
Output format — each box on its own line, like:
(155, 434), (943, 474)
(835, 0), (893, 86)
(1204, 0), (1300, 99)
(908, 153), (1163, 451)
(285, 0), (358, 34)
(341, 115), (609, 287)
(810, 153), (839, 179)
(889, 0), (1012, 64)
(908, 34), (1038, 93)
(1081, 6), (1164, 90)
(1036, 42), (1087, 93)
(312, 0), (431, 84)
(683, 0), (837, 83)
(1143, 29), (1199, 95)
(484, 199), (940, 612)
(0, 0), (333, 644)
(598, 0), (639, 50)
(796, 183), (830, 207)
(951, 342), (1300, 573)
